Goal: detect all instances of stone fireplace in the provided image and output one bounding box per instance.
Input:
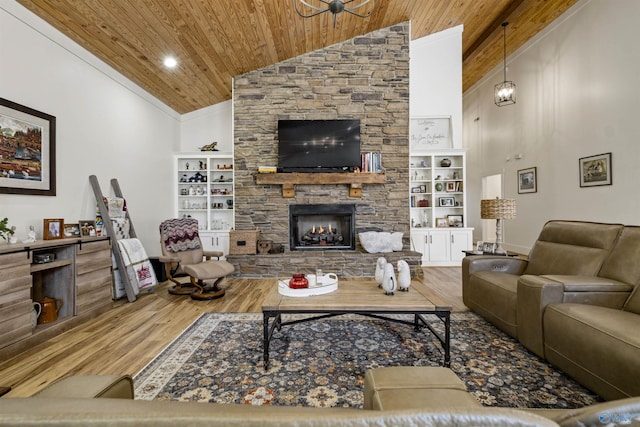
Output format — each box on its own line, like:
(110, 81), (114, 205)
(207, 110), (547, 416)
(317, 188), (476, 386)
(289, 204), (356, 251)
(227, 22), (422, 278)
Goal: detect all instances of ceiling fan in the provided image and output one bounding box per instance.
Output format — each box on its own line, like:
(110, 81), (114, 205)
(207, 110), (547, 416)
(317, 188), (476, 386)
(294, 0), (376, 27)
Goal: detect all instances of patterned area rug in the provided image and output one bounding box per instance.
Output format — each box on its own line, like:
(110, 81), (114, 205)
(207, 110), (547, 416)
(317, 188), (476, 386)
(134, 312), (601, 408)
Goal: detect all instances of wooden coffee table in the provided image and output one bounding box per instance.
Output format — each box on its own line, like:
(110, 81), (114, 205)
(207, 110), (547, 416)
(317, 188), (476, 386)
(261, 278), (451, 370)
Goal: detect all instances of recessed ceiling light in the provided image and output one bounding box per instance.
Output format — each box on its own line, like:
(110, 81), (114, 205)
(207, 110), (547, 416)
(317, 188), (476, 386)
(163, 56), (178, 68)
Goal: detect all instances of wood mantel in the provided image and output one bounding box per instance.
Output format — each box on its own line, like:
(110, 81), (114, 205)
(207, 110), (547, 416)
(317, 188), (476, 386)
(254, 172), (386, 198)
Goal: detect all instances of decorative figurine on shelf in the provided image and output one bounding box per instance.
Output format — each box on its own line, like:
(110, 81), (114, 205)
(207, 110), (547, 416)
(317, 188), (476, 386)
(375, 257), (387, 289)
(199, 142), (219, 152)
(381, 263), (397, 296)
(23, 225), (36, 243)
(199, 161), (205, 170)
(397, 260), (411, 292)
(185, 162), (190, 170)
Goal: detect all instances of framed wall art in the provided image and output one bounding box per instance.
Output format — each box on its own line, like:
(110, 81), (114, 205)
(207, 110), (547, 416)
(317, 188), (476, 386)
(435, 218), (448, 228)
(579, 152), (612, 187)
(517, 167), (537, 194)
(438, 197), (455, 207)
(79, 220), (96, 237)
(43, 218), (64, 240)
(63, 223), (81, 237)
(0, 98), (56, 195)
(410, 116), (452, 151)
(447, 214), (463, 227)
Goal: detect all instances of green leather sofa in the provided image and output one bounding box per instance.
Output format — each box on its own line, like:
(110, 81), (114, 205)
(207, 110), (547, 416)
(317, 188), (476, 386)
(462, 220), (640, 400)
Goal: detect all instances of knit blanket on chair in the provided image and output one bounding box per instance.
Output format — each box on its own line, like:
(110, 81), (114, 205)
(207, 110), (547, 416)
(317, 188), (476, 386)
(160, 218), (201, 253)
(117, 238), (157, 295)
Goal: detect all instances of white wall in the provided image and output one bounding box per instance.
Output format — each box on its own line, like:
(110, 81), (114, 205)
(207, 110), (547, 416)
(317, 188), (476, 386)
(410, 26), (463, 148)
(0, 3), (180, 255)
(179, 101), (233, 153)
(463, 0), (640, 254)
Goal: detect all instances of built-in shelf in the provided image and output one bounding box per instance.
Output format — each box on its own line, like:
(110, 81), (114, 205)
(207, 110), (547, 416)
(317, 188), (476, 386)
(255, 172), (386, 198)
(30, 259), (72, 273)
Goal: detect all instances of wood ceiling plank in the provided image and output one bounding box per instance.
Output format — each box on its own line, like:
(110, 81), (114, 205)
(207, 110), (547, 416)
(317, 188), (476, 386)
(15, 0), (580, 112)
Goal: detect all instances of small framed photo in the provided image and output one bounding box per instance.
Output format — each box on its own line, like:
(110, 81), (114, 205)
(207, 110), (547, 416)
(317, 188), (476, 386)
(411, 186), (421, 193)
(435, 218), (448, 228)
(79, 220), (96, 237)
(518, 167), (537, 194)
(482, 242), (496, 254)
(43, 218), (64, 240)
(419, 184), (427, 193)
(447, 215), (463, 227)
(579, 152), (612, 187)
(445, 182), (456, 192)
(63, 223), (81, 237)
(475, 241), (484, 252)
(439, 197), (455, 207)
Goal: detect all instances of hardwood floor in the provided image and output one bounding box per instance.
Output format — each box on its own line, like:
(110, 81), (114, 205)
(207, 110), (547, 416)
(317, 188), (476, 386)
(0, 267), (465, 397)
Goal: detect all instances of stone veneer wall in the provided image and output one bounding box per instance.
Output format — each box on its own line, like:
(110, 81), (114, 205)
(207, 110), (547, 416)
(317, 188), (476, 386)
(231, 22), (416, 277)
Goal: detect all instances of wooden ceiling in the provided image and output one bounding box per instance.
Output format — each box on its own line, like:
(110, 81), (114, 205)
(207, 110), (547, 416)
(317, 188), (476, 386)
(17, 0), (578, 114)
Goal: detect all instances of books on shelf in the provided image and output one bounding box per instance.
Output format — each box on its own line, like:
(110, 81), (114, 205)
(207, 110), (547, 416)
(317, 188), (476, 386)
(361, 152), (383, 173)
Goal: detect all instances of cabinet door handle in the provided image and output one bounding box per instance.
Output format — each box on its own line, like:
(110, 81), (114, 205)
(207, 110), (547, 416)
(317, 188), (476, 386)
(429, 235), (432, 244)
(451, 235), (454, 244)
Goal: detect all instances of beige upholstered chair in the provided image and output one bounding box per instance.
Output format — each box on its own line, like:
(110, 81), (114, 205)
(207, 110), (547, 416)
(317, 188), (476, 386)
(159, 218), (235, 300)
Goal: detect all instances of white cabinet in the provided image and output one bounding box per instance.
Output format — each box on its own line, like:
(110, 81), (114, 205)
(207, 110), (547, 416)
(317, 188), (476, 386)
(200, 231), (230, 257)
(409, 150), (473, 266)
(175, 153), (234, 254)
(411, 228), (473, 266)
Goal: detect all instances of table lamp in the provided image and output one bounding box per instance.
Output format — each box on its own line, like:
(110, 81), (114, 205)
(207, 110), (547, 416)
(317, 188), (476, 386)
(480, 197), (516, 254)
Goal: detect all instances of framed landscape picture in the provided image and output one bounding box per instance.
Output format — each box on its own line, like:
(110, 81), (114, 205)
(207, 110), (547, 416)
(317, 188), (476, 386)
(517, 167), (537, 194)
(0, 98), (56, 195)
(579, 152), (612, 187)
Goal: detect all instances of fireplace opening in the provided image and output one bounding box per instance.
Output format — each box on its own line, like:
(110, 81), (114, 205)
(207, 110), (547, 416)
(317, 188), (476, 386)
(289, 204), (356, 251)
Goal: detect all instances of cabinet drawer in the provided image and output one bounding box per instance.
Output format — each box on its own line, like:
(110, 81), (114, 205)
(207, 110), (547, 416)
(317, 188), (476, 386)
(77, 286), (112, 314)
(0, 300), (33, 348)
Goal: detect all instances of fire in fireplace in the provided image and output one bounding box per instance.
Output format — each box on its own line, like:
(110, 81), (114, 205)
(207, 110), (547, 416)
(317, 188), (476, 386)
(289, 204), (356, 251)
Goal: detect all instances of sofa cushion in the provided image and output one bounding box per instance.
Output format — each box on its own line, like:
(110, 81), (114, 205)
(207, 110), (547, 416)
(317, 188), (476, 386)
(467, 272), (519, 338)
(33, 375), (134, 399)
(552, 397), (640, 427)
(544, 303), (640, 400)
(599, 226), (640, 287)
(524, 221), (622, 276)
(364, 367), (481, 411)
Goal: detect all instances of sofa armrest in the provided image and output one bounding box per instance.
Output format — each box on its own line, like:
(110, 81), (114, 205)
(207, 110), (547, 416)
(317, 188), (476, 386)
(516, 275), (565, 358)
(462, 256), (528, 305)
(517, 275), (633, 358)
(158, 255), (180, 264)
(33, 375), (134, 399)
(203, 250), (224, 260)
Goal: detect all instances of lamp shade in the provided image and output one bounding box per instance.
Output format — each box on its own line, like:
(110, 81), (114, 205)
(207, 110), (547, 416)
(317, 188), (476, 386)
(481, 198), (516, 219)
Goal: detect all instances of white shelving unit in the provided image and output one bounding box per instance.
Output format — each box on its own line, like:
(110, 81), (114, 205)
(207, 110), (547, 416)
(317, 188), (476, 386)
(409, 150), (473, 266)
(175, 153), (234, 255)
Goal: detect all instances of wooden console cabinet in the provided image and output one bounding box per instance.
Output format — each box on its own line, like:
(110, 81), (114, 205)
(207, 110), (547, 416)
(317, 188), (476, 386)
(0, 237), (113, 360)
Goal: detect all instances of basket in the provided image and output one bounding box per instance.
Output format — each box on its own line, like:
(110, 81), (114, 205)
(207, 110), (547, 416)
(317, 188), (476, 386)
(229, 229), (260, 255)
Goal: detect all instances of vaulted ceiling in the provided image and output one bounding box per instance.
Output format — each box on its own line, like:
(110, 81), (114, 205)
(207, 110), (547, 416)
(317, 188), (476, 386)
(17, 0), (578, 114)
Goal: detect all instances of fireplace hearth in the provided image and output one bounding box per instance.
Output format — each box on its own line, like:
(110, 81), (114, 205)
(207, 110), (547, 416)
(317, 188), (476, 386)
(289, 204), (356, 251)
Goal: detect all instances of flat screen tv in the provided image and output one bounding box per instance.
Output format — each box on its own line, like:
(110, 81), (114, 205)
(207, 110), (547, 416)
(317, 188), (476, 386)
(277, 119), (361, 172)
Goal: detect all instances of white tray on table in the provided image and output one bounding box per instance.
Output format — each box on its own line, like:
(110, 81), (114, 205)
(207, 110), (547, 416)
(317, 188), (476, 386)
(278, 273), (338, 297)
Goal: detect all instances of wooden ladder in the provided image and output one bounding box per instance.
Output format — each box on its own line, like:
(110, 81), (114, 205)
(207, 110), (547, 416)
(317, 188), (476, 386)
(89, 175), (139, 302)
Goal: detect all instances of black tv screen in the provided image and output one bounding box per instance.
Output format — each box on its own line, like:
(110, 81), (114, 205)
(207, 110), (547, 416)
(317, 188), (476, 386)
(278, 119), (361, 171)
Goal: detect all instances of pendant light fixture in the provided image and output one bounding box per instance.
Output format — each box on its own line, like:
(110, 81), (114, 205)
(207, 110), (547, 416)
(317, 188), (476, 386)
(495, 22), (516, 106)
(294, 0), (375, 28)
